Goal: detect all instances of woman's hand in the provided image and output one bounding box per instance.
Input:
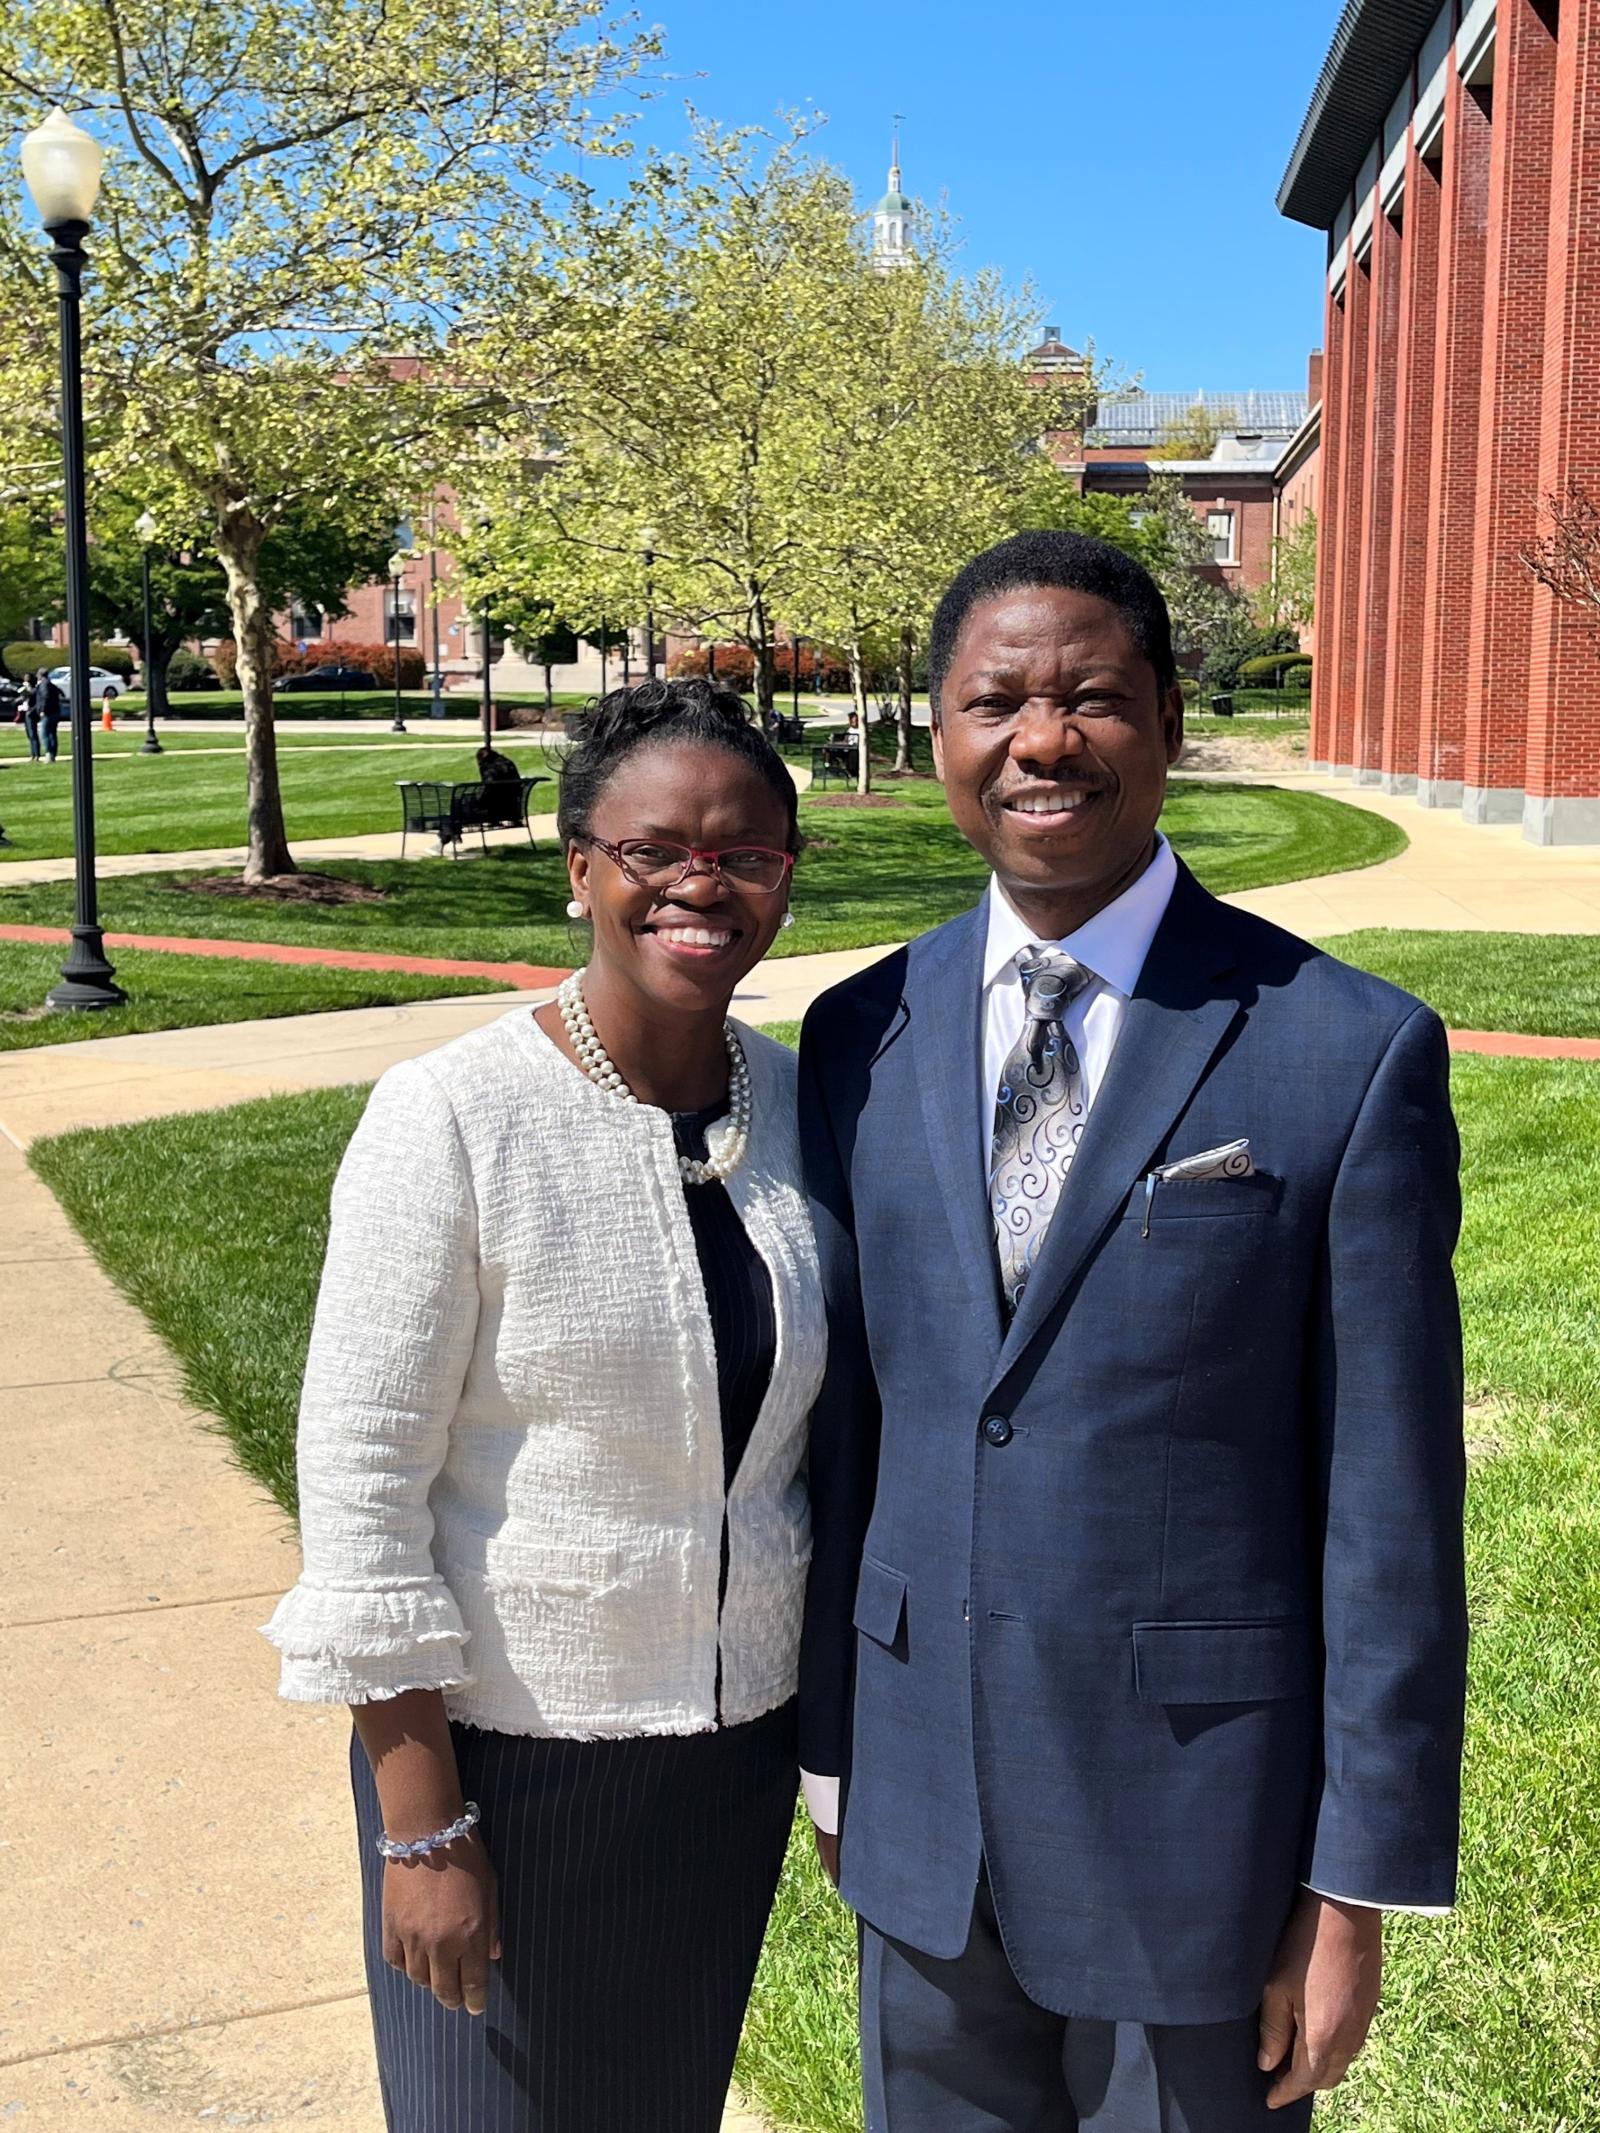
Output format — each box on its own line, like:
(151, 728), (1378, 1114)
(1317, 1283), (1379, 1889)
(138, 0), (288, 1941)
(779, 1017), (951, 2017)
(382, 1831), (502, 2015)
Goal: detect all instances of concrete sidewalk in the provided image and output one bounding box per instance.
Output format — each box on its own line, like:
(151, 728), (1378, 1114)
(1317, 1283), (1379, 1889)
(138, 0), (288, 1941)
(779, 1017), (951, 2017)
(1176, 767), (1600, 934)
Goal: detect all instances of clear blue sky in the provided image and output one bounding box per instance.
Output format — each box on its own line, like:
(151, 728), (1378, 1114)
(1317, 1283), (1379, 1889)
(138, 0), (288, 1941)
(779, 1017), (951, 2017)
(637, 0), (1341, 395)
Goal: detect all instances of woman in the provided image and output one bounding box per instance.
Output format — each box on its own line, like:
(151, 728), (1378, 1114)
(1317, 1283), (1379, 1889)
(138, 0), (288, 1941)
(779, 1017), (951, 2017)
(264, 677), (824, 2132)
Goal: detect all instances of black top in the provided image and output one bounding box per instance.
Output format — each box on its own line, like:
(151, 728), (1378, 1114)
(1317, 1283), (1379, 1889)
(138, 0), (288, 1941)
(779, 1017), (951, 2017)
(670, 1101), (776, 1493)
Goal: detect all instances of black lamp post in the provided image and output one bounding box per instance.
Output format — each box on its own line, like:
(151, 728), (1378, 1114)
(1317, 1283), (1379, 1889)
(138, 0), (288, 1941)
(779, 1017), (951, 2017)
(388, 550), (407, 732)
(479, 601), (494, 747)
(641, 526), (658, 681)
(598, 615), (609, 698)
(134, 508), (162, 755)
(792, 636), (802, 722)
(23, 109), (125, 1011)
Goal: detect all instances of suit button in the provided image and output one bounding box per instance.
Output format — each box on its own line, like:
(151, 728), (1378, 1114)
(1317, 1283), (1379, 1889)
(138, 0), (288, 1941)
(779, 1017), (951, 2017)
(981, 1415), (1013, 1447)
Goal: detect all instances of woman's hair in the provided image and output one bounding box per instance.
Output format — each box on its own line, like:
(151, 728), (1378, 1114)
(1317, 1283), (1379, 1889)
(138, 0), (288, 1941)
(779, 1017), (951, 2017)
(557, 677), (801, 853)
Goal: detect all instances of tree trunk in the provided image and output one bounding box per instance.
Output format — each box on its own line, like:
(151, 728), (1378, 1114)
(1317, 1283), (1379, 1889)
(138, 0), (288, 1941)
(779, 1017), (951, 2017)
(215, 514), (295, 881)
(848, 628), (872, 797)
(148, 631), (180, 722)
(543, 663), (554, 710)
(751, 588), (776, 719)
(895, 625), (916, 775)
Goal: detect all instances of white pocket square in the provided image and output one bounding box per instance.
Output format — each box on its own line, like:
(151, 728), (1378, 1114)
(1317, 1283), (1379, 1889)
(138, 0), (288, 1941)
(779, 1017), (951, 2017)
(1140, 1140), (1255, 1236)
(1150, 1138), (1254, 1183)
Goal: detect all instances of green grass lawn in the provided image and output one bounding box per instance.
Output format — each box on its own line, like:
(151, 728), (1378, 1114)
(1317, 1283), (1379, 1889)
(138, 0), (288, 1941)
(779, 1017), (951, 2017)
(0, 739), (563, 861)
(27, 1053), (1600, 2131)
(0, 783), (1405, 966)
(28, 688), (591, 720)
(0, 943), (514, 1051)
(0, 727), (555, 761)
(1324, 931), (1600, 1038)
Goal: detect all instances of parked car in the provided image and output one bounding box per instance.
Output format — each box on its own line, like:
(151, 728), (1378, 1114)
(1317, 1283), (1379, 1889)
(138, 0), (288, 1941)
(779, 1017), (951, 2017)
(277, 664), (379, 692)
(48, 664), (123, 704)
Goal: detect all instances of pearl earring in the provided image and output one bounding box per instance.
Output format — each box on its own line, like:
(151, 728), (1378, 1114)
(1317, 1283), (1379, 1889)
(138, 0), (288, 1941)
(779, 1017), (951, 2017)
(566, 899), (586, 920)
(779, 910), (796, 930)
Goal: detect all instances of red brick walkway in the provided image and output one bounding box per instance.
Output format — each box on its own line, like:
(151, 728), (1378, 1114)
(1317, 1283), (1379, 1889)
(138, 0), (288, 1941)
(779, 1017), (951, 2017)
(0, 921), (568, 992)
(3, 920), (1599, 1060)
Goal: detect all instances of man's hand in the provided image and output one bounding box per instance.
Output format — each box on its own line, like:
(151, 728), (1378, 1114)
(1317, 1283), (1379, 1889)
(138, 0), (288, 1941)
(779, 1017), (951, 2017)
(814, 1827), (841, 1888)
(1258, 1890), (1383, 2109)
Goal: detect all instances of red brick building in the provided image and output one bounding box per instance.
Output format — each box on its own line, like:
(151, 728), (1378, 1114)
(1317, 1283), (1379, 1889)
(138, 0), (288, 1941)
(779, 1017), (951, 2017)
(1281, 0), (1600, 844)
(1027, 332), (1320, 622)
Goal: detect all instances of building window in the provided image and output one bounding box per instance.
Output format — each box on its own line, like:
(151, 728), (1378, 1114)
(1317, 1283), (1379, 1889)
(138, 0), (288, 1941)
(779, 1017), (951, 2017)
(383, 587), (417, 643)
(290, 604), (324, 642)
(1206, 509), (1236, 565)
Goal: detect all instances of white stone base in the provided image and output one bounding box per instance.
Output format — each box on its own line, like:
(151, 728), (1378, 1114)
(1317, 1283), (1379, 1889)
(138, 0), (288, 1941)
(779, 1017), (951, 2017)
(1522, 793), (1600, 846)
(1462, 785), (1525, 826)
(1416, 778), (1464, 809)
(1381, 772), (1419, 795)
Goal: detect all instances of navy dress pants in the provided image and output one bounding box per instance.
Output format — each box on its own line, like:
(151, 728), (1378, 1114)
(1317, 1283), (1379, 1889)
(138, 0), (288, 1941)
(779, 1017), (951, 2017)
(861, 1871), (1315, 2133)
(352, 1703), (797, 2133)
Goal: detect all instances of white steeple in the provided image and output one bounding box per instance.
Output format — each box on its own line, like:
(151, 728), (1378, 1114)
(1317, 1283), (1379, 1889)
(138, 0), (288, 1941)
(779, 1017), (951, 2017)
(871, 118), (912, 271)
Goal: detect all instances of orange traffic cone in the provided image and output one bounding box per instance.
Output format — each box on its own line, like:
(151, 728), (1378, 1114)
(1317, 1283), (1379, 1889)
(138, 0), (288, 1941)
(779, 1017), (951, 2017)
(102, 702), (114, 732)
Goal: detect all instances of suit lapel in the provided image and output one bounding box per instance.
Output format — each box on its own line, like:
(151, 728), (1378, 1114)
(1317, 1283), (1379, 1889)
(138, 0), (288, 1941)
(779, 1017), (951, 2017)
(991, 863), (1243, 1383)
(910, 906), (1006, 1349)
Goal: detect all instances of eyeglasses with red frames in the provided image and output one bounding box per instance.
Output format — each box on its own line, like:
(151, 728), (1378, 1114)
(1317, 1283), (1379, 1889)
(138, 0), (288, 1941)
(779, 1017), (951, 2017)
(583, 835), (796, 896)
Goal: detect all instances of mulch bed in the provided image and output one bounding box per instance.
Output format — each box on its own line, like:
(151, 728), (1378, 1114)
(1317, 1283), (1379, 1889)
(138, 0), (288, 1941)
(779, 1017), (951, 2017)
(179, 871), (388, 905)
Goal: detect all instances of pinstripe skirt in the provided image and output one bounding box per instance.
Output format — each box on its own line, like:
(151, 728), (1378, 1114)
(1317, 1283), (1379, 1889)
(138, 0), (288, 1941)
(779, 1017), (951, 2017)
(350, 1702), (797, 2133)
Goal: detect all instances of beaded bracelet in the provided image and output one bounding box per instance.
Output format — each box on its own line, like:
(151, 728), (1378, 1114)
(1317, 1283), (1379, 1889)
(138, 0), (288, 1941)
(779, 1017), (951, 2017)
(375, 1801), (481, 1862)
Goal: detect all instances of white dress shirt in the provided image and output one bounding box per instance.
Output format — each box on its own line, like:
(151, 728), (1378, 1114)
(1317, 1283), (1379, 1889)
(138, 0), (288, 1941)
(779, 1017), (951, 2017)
(801, 842), (1438, 1915)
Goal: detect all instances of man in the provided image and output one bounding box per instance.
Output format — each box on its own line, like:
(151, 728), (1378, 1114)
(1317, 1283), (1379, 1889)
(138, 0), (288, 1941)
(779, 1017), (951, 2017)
(31, 669), (63, 764)
(797, 532), (1466, 2130)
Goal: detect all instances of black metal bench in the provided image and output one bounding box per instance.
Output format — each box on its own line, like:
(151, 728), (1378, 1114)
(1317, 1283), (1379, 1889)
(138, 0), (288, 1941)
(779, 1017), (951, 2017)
(397, 774), (550, 857)
(773, 711), (806, 745)
(809, 741), (859, 789)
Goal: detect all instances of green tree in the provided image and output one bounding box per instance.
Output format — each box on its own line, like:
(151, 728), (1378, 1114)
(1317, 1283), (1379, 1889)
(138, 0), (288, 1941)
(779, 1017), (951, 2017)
(0, 500), (63, 648)
(1137, 471), (1242, 665)
(1149, 399), (1235, 462)
(1258, 508), (1316, 634)
(0, 0), (647, 877)
(84, 494), (396, 716)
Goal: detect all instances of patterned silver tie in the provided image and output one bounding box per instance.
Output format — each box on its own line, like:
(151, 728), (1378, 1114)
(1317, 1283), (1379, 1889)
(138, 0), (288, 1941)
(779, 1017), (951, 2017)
(990, 948), (1096, 1313)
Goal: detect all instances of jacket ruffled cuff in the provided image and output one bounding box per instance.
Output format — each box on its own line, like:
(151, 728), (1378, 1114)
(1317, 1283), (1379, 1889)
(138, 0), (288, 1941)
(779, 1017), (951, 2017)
(261, 1576), (473, 1705)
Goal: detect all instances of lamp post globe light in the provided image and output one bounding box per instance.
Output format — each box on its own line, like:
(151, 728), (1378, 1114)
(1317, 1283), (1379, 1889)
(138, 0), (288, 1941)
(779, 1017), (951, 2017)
(134, 508), (162, 755)
(388, 550), (408, 732)
(640, 526), (658, 681)
(22, 109), (125, 1011)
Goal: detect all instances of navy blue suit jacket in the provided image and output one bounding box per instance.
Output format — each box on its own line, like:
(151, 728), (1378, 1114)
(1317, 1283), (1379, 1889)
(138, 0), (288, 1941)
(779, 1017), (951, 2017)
(797, 860), (1467, 2025)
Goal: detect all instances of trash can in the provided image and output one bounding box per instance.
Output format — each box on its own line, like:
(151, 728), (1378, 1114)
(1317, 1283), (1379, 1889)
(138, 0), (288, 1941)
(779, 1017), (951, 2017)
(1210, 693), (1235, 718)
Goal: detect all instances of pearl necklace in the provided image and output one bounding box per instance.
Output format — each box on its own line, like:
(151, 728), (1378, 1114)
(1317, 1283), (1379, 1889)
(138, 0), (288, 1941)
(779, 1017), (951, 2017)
(556, 971), (752, 1187)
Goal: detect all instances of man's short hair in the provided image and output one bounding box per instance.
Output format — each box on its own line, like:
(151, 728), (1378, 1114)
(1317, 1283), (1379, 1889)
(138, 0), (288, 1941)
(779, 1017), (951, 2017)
(928, 530), (1179, 714)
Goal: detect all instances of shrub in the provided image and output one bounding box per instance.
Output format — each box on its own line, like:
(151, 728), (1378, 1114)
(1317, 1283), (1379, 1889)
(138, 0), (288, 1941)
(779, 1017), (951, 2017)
(773, 642), (851, 693)
(3, 642), (57, 678)
(209, 637), (424, 690)
(1238, 652), (1311, 686)
(669, 643), (757, 688)
(2, 640), (135, 680)
(166, 649), (217, 692)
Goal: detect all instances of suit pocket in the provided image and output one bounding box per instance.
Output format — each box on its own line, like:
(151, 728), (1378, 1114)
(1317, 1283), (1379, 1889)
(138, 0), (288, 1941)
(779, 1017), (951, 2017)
(1132, 1617), (1312, 1704)
(853, 1556), (908, 1651)
(1125, 1174), (1283, 1222)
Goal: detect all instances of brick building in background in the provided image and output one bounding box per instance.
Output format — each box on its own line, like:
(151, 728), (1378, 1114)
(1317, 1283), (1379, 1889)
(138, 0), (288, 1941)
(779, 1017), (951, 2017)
(1027, 331), (1322, 627)
(1281, 0), (1600, 845)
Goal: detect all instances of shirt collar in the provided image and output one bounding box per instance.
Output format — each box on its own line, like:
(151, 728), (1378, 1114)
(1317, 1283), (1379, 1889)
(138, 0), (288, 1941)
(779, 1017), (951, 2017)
(981, 835), (1179, 1001)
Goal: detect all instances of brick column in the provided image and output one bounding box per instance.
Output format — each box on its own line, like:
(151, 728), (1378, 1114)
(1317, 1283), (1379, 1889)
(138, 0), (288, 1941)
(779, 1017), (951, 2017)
(1351, 204), (1403, 785)
(1310, 279), (1347, 771)
(1331, 251), (1372, 773)
(1380, 147), (1442, 794)
(1462, 0), (1558, 824)
(1419, 71), (1492, 808)
(1526, 0), (1600, 842)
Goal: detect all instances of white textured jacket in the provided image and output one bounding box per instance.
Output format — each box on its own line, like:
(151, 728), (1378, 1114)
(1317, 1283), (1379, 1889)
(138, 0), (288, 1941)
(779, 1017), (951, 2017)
(262, 1007), (826, 1738)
